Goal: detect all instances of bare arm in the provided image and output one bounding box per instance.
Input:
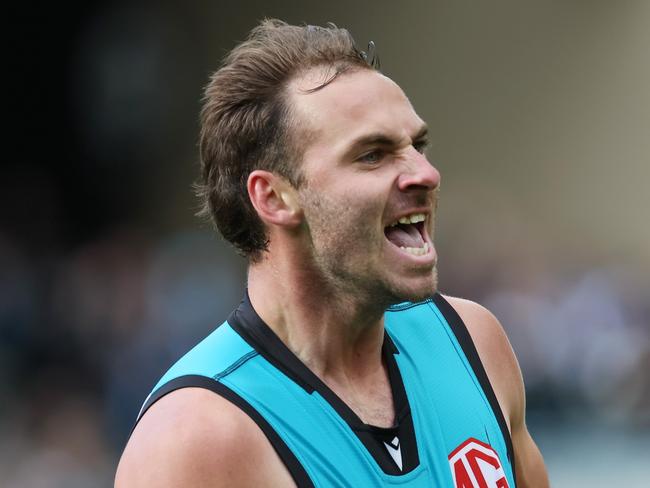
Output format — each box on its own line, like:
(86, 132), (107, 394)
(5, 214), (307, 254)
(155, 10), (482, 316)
(446, 296), (550, 488)
(115, 387), (296, 488)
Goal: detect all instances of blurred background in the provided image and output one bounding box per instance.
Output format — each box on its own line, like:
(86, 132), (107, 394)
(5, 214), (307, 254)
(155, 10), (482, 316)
(4, 0), (649, 486)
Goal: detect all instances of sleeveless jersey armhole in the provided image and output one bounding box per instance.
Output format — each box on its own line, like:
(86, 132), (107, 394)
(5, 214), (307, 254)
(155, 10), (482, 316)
(132, 374), (315, 488)
(431, 293), (517, 486)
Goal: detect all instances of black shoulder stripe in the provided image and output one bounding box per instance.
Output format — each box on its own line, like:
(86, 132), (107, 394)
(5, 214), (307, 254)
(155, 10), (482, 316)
(132, 375), (314, 488)
(432, 294), (516, 479)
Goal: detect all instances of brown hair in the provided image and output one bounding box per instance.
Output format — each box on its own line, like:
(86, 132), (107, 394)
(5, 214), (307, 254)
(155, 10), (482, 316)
(196, 19), (378, 261)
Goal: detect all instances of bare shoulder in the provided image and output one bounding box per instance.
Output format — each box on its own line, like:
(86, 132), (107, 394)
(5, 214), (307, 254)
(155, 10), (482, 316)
(443, 295), (550, 487)
(115, 387), (295, 488)
(442, 295), (511, 352)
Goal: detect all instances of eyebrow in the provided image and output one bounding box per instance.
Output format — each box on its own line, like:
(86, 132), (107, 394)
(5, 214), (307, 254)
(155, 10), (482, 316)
(348, 124), (429, 151)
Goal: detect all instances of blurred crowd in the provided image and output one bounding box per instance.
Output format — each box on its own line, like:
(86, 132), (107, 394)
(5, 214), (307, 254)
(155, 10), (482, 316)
(0, 227), (246, 487)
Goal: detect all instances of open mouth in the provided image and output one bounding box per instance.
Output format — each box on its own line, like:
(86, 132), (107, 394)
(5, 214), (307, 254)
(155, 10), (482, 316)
(384, 213), (431, 257)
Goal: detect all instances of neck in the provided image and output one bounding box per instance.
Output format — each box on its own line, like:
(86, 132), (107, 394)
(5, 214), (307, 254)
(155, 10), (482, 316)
(247, 253), (387, 382)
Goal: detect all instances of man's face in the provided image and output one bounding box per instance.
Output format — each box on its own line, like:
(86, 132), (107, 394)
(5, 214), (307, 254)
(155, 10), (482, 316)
(287, 68), (441, 305)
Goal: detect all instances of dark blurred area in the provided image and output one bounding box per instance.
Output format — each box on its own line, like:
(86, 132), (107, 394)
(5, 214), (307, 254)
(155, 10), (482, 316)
(3, 1), (649, 486)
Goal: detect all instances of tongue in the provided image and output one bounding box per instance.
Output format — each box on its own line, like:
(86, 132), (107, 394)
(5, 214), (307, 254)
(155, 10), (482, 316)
(385, 224), (424, 248)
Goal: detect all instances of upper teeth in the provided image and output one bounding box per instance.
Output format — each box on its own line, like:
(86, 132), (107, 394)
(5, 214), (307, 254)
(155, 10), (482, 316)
(389, 213), (426, 227)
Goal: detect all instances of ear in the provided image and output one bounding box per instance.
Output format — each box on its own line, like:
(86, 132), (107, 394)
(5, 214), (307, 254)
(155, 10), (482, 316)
(247, 170), (302, 227)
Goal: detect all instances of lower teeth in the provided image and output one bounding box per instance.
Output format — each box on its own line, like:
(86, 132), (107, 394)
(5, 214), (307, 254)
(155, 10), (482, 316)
(400, 242), (429, 256)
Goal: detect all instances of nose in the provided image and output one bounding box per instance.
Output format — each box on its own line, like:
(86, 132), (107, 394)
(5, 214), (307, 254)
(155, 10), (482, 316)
(397, 149), (441, 192)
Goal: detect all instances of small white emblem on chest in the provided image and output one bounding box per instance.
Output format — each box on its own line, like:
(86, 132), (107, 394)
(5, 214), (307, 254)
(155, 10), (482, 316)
(384, 436), (403, 470)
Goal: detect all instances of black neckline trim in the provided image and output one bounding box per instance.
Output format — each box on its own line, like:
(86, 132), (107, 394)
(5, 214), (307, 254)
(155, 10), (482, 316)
(228, 291), (419, 474)
(228, 291), (406, 431)
(431, 293), (516, 485)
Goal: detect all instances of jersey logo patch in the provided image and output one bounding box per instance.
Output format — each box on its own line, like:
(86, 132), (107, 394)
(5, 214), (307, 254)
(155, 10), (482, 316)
(384, 436), (402, 470)
(448, 437), (510, 488)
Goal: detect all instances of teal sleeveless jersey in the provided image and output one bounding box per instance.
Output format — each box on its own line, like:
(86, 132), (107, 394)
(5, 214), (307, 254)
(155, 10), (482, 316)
(136, 293), (516, 487)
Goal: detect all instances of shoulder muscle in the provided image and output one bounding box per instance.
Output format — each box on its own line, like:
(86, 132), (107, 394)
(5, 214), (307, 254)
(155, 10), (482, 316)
(443, 295), (549, 487)
(115, 387), (295, 487)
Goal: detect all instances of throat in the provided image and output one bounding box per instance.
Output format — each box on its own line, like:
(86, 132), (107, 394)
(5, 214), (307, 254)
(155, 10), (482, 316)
(326, 366), (396, 428)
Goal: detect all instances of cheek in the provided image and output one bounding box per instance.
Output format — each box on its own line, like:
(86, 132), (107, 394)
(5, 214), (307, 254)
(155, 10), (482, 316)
(303, 192), (380, 246)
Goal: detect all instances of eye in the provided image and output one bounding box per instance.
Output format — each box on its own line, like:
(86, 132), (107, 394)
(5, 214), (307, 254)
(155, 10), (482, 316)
(357, 149), (385, 164)
(413, 139), (429, 154)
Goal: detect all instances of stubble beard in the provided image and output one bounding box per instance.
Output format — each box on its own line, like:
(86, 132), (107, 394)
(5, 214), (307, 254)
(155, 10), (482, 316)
(299, 189), (439, 308)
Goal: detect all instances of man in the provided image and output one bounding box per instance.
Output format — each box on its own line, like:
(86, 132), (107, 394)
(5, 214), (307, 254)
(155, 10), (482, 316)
(116, 19), (548, 487)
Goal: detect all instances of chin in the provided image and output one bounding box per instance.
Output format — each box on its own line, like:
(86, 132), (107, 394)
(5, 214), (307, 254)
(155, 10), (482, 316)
(385, 268), (438, 305)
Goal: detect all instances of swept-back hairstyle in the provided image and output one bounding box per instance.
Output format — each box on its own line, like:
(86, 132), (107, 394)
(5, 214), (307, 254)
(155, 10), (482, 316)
(196, 19), (379, 261)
